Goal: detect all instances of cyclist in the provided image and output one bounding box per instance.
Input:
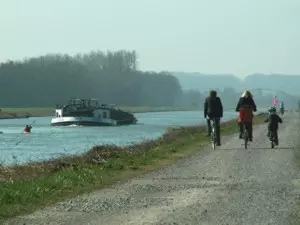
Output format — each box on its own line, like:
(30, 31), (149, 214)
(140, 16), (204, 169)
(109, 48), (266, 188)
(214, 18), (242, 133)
(265, 106), (282, 145)
(204, 90), (223, 146)
(235, 90), (257, 141)
(280, 101), (284, 115)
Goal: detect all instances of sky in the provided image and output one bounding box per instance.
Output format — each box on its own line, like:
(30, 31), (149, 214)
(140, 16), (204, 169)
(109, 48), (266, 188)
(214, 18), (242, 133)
(0, 0), (299, 77)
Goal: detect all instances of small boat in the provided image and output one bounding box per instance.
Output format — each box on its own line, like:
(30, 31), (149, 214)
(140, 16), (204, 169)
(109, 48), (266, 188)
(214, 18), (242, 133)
(51, 98), (137, 126)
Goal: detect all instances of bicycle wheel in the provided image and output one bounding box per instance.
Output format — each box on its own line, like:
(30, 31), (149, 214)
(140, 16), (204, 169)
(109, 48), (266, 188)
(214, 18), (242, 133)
(211, 120), (216, 150)
(244, 128), (248, 149)
(212, 131), (216, 150)
(270, 131), (275, 148)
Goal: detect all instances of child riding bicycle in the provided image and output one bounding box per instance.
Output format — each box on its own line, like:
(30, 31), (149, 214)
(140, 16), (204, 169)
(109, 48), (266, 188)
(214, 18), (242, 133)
(264, 106), (282, 146)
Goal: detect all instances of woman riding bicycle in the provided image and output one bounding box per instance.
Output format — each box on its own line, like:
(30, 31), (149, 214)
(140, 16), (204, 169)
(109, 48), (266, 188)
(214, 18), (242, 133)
(235, 90), (257, 141)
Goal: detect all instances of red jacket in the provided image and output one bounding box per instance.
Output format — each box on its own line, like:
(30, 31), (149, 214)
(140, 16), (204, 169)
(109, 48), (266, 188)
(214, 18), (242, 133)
(238, 107), (253, 123)
(236, 97), (257, 123)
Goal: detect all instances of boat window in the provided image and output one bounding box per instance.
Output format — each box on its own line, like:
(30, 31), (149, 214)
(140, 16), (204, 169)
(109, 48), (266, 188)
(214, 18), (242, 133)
(103, 112), (107, 118)
(56, 112), (58, 117)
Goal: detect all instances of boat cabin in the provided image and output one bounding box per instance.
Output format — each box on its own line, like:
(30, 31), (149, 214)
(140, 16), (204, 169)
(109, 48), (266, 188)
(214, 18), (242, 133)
(54, 98), (112, 119)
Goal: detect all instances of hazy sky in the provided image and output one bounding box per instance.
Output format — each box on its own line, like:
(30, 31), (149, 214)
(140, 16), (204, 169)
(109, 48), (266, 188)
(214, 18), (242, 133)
(1, 0), (299, 77)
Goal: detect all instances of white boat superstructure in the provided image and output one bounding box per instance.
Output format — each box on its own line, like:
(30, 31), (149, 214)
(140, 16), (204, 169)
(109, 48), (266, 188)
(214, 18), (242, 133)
(51, 98), (137, 126)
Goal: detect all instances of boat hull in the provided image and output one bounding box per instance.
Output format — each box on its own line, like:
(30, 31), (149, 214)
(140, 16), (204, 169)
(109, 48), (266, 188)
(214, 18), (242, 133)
(51, 117), (136, 126)
(52, 121), (114, 126)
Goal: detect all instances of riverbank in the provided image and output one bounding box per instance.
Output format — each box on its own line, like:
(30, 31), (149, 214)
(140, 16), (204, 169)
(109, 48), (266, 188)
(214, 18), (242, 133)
(0, 113), (266, 220)
(0, 106), (198, 119)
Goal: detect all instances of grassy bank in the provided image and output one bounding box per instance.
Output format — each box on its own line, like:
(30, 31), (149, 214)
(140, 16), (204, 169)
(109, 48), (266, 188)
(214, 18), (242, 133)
(0, 107), (53, 118)
(0, 106), (198, 118)
(0, 113), (266, 220)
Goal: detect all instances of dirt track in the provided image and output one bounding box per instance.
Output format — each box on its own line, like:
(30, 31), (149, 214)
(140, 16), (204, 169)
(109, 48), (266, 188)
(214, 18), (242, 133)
(5, 112), (300, 225)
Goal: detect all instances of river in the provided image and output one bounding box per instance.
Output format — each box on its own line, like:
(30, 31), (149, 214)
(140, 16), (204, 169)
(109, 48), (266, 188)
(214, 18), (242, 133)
(0, 110), (262, 165)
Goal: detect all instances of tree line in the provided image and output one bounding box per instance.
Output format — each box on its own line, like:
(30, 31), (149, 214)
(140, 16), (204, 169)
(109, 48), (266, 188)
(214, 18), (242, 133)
(0, 50), (184, 107)
(0, 49), (296, 110)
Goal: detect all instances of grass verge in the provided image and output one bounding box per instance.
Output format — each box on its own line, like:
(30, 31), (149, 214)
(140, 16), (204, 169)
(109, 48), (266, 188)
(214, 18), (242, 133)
(0, 113), (266, 221)
(0, 106), (198, 118)
(0, 107), (53, 118)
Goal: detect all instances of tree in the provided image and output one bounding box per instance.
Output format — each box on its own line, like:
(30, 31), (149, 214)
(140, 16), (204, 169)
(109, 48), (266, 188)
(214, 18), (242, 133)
(0, 50), (184, 108)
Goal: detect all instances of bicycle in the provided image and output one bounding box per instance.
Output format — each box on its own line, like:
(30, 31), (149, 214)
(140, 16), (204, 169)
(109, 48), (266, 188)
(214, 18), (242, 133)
(211, 118), (217, 150)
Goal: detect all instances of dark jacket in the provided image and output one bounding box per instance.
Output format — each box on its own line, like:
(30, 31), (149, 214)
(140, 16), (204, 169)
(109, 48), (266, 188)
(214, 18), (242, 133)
(235, 97), (257, 112)
(264, 113), (282, 130)
(204, 96), (223, 118)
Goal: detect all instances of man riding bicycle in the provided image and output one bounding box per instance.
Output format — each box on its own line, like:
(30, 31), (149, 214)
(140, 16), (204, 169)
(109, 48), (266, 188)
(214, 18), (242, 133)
(204, 90), (223, 146)
(235, 90), (257, 141)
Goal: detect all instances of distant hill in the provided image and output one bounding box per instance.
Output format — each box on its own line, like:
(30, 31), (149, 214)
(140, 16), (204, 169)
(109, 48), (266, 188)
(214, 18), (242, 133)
(172, 72), (300, 96)
(244, 74), (300, 96)
(172, 72), (243, 91)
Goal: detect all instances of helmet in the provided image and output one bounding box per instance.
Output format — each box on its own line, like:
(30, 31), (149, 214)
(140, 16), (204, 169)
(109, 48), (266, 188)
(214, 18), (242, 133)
(268, 106), (276, 113)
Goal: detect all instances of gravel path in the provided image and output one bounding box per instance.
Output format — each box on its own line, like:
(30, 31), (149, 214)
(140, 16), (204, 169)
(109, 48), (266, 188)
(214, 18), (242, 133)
(5, 112), (300, 225)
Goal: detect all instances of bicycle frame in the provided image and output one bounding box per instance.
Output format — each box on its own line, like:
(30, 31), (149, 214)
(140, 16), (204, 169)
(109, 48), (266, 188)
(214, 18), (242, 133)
(239, 107), (254, 149)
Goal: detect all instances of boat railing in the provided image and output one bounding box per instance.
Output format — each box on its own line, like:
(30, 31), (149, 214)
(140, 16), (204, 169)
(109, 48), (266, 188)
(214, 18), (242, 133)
(56, 99), (122, 111)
